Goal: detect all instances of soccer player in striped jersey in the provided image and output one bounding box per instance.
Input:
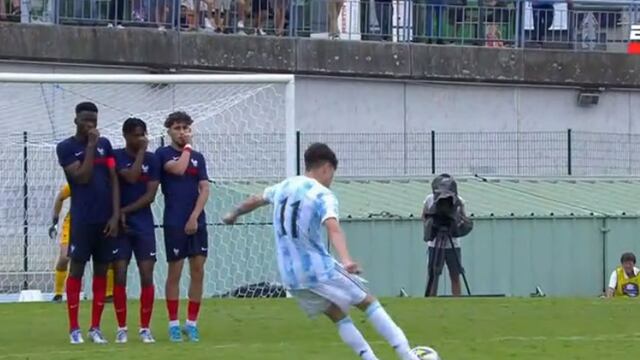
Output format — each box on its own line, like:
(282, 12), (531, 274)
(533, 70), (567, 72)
(111, 118), (161, 343)
(223, 143), (423, 360)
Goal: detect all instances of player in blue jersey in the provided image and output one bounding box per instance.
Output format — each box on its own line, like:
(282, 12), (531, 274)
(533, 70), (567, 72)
(112, 118), (160, 344)
(156, 111), (210, 342)
(55, 102), (120, 345)
(223, 143), (423, 360)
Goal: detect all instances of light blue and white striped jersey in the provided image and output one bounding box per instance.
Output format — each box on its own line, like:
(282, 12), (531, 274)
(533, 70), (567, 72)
(263, 176), (339, 289)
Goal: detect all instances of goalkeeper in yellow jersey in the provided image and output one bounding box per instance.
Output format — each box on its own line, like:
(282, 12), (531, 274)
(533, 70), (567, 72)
(49, 183), (115, 302)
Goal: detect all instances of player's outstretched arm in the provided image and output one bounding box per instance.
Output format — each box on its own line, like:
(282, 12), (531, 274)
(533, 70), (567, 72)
(222, 194), (269, 225)
(325, 218), (360, 274)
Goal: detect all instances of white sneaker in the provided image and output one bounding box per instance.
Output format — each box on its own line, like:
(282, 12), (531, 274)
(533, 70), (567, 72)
(139, 328), (156, 343)
(69, 329), (84, 344)
(88, 328), (108, 344)
(115, 328), (128, 344)
(256, 28), (266, 36)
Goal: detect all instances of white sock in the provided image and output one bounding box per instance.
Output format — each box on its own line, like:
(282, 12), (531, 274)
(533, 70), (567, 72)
(365, 302), (417, 360)
(337, 317), (378, 360)
(186, 319), (197, 328)
(169, 320), (180, 328)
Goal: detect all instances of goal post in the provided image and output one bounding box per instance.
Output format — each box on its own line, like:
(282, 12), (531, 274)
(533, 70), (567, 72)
(0, 72), (296, 301)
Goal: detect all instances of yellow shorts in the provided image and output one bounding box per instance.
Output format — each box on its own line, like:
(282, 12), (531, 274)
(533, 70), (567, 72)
(60, 214), (71, 246)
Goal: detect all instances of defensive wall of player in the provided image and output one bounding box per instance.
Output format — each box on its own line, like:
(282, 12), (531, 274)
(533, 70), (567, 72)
(0, 22), (638, 88)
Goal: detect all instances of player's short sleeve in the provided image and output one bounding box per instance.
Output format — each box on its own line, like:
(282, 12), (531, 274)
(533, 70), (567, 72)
(101, 138), (114, 157)
(197, 153), (209, 182)
(608, 270), (618, 289)
(114, 150), (128, 172)
(56, 141), (77, 168)
(262, 183), (279, 204)
(148, 153), (161, 182)
(60, 183), (71, 200)
(317, 190), (339, 224)
(155, 147), (170, 167)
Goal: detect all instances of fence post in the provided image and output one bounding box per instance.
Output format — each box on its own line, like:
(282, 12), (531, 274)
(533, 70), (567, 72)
(22, 131), (29, 290)
(296, 130), (301, 176)
(431, 130), (436, 175)
(567, 128), (572, 175)
(160, 136), (165, 147)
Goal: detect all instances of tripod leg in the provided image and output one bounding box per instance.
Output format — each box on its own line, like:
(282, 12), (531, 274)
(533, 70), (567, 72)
(425, 246), (441, 297)
(447, 235), (471, 296)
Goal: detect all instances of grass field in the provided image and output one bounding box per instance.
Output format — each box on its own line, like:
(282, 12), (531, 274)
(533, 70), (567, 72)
(0, 297), (639, 359)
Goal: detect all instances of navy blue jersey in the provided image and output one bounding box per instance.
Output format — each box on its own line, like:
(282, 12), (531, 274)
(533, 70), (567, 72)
(156, 146), (209, 227)
(56, 136), (114, 224)
(114, 149), (160, 235)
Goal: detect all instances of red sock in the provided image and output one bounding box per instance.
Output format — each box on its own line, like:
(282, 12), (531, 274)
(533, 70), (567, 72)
(91, 276), (106, 329)
(140, 285), (155, 329)
(187, 300), (201, 322)
(113, 284), (127, 328)
(166, 299), (179, 322)
(66, 276), (82, 331)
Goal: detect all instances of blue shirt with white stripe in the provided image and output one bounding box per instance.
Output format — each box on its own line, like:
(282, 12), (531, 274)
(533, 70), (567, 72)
(263, 176), (339, 289)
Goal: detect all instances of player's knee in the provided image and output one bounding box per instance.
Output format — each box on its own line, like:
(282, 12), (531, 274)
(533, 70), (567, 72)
(139, 264), (154, 287)
(93, 262), (109, 277)
(190, 264), (204, 281)
(324, 303), (347, 323)
(68, 260), (86, 278)
(356, 294), (377, 311)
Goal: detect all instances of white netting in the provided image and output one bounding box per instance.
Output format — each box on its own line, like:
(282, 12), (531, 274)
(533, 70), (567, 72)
(0, 74), (294, 300)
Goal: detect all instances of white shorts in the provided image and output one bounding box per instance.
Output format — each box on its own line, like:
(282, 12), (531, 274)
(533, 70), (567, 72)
(290, 269), (369, 318)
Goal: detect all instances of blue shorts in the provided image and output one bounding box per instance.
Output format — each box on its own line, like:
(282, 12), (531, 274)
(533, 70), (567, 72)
(163, 225), (208, 262)
(114, 230), (157, 263)
(68, 222), (116, 264)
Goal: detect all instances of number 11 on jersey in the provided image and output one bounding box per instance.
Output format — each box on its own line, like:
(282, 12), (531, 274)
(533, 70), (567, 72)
(278, 198), (301, 238)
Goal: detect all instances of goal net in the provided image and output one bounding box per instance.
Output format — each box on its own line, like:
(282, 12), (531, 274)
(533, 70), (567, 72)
(0, 73), (295, 301)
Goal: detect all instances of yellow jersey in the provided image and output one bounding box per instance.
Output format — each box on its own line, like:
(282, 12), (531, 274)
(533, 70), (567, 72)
(60, 184), (71, 245)
(615, 266), (640, 297)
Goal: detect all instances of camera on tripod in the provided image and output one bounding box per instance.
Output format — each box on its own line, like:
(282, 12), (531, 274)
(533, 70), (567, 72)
(423, 174), (473, 297)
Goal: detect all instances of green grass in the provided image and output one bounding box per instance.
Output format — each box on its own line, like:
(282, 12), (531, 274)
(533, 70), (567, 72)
(0, 297), (639, 359)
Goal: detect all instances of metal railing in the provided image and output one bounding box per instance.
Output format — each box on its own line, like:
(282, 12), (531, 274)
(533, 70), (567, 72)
(299, 130), (640, 177)
(4, 0), (639, 53)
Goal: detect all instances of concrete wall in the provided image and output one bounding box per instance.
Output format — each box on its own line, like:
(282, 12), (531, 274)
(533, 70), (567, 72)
(1, 62), (639, 135)
(2, 23), (640, 88)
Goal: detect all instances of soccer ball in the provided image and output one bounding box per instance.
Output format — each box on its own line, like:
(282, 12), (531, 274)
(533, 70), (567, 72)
(411, 346), (441, 360)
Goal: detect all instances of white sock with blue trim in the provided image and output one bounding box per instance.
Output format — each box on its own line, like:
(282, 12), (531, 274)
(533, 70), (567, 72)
(365, 301), (417, 360)
(337, 317), (378, 360)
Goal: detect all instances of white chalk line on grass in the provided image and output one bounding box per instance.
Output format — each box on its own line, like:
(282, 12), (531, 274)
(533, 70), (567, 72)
(2, 333), (639, 358)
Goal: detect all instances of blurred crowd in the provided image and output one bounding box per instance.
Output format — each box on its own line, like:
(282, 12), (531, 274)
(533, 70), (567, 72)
(2, 0), (638, 50)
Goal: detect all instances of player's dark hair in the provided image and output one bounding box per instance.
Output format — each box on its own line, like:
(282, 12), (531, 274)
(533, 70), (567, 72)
(164, 111), (193, 128)
(304, 143), (338, 171)
(122, 117), (147, 135)
(75, 102), (98, 114)
(621, 252), (636, 264)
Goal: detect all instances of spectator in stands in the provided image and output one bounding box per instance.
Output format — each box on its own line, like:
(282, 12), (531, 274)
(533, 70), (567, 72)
(206, 0), (231, 32)
(153, 0), (180, 30)
(330, 0), (345, 39)
(131, 0), (149, 22)
(477, 0), (509, 47)
(109, 0), (126, 27)
(360, 0), (393, 41)
(0, 0), (19, 21)
(606, 252), (640, 298)
(250, 0), (268, 35)
(530, 0), (555, 45)
(269, 0), (288, 36)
